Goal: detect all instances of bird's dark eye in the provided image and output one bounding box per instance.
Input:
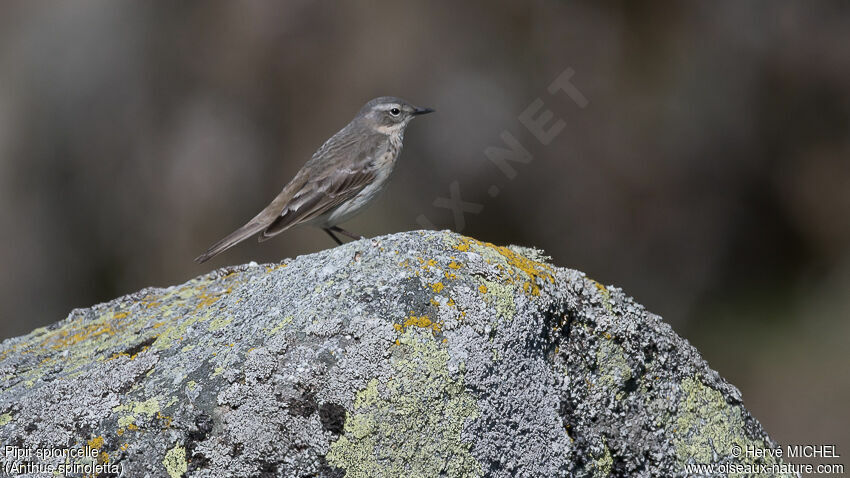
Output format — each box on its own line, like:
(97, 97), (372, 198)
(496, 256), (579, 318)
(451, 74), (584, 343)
(389, 108), (400, 116)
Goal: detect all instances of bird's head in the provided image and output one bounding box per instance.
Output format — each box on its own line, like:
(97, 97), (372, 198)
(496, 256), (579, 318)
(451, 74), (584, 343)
(357, 96), (434, 135)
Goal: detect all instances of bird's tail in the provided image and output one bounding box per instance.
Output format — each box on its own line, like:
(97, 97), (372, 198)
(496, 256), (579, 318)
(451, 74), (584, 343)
(194, 217), (269, 264)
(195, 178), (301, 264)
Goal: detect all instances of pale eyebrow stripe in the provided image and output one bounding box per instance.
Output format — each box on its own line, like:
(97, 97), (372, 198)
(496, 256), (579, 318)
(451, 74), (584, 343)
(375, 104), (401, 111)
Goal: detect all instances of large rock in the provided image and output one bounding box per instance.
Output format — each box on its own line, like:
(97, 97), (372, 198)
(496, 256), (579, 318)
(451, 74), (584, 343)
(0, 231), (794, 477)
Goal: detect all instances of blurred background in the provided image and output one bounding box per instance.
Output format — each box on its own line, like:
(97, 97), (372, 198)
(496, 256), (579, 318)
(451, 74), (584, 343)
(1, 0), (848, 460)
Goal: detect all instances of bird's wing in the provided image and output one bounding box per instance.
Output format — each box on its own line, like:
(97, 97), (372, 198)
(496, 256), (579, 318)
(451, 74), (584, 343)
(194, 124), (385, 263)
(259, 161), (377, 240)
(258, 129), (387, 240)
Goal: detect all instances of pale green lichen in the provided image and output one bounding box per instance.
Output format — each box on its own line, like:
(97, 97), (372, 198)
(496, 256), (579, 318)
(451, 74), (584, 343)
(207, 316), (233, 331)
(266, 316), (294, 335)
(117, 415), (136, 428)
(153, 313), (204, 351)
(595, 340), (632, 392)
(481, 279), (516, 321)
(175, 287), (197, 300)
(672, 376), (786, 475)
(114, 396), (161, 428)
(326, 330), (481, 477)
(0, 413), (11, 427)
(162, 445), (187, 478)
(354, 379), (380, 409)
(114, 396), (160, 416)
(591, 441), (613, 478)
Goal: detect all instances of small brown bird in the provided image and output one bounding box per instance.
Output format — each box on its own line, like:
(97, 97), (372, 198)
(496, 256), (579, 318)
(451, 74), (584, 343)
(195, 97), (434, 263)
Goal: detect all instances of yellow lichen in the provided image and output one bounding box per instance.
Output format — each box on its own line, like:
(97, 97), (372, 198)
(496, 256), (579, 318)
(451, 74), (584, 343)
(394, 314), (443, 335)
(406, 316), (432, 328)
(44, 316), (127, 350)
(107, 341), (151, 361)
(87, 436), (104, 450)
(157, 411), (173, 428)
(265, 263), (287, 273)
(453, 237), (554, 296)
(195, 293), (218, 309)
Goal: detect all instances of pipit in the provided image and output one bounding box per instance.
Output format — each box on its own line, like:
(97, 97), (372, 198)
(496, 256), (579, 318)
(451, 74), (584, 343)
(195, 96), (433, 263)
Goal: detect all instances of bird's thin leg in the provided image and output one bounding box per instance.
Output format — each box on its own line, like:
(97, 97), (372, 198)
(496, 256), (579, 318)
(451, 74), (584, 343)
(324, 228), (343, 245)
(330, 226), (362, 240)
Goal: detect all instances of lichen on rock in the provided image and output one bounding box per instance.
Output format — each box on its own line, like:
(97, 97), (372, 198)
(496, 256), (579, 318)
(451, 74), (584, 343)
(0, 230), (794, 477)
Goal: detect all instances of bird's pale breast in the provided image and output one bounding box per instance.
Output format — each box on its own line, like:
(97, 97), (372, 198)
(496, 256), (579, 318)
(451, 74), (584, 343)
(320, 135), (402, 227)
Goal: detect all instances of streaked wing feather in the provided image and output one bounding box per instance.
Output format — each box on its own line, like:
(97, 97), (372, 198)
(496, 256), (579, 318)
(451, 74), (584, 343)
(195, 118), (387, 261)
(260, 164), (377, 239)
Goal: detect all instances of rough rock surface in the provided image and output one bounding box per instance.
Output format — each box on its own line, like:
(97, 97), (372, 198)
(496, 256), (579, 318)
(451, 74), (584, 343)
(0, 231), (794, 477)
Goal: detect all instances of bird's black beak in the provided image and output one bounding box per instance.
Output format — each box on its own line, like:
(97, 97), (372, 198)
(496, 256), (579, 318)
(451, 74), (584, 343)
(412, 107), (435, 116)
